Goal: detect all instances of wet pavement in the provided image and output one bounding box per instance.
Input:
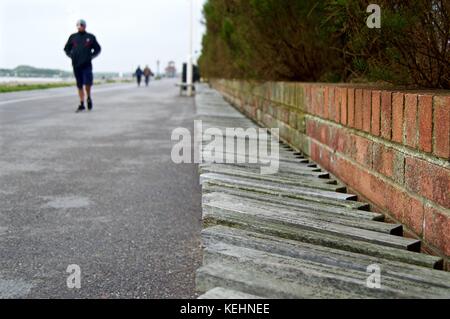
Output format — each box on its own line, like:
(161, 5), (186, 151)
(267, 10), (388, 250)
(0, 79), (202, 298)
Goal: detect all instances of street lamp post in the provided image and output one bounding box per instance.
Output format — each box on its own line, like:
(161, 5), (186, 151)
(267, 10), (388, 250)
(187, 0), (193, 97)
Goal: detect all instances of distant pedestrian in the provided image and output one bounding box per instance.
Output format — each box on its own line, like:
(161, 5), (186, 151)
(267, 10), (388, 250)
(64, 19), (101, 113)
(135, 66), (143, 87)
(143, 65), (154, 87)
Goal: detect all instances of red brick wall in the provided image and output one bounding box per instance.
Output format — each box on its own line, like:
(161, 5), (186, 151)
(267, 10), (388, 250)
(211, 80), (450, 262)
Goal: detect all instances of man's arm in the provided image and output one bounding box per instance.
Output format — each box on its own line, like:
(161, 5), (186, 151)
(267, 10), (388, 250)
(64, 35), (73, 58)
(91, 36), (101, 59)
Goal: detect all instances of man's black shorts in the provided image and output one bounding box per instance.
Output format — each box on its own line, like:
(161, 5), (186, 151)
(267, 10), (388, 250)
(73, 66), (93, 89)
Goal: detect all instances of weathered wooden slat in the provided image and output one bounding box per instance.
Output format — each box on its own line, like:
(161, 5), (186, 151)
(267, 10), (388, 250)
(202, 212), (431, 265)
(196, 263), (367, 299)
(201, 151), (313, 166)
(196, 116), (254, 125)
(199, 166), (344, 192)
(199, 162), (329, 178)
(202, 227), (446, 284)
(197, 287), (264, 299)
(200, 173), (356, 201)
(201, 124), (259, 131)
(200, 138), (299, 158)
(203, 192), (381, 221)
(203, 201), (416, 250)
(196, 110), (246, 118)
(201, 177), (371, 211)
(204, 195), (399, 234)
(200, 243), (450, 298)
(202, 181), (368, 210)
(199, 133), (284, 145)
(199, 150), (315, 168)
(200, 162), (329, 179)
(200, 163), (331, 182)
(275, 160), (338, 177)
(200, 159), (324, 177)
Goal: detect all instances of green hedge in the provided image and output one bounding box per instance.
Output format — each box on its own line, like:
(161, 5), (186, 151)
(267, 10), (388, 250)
(199, 0), (450, 89)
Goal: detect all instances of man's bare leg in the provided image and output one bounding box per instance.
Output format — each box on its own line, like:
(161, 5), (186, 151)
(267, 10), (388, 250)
(85, 85), (91, 99)
(85, 85), (93, 110)
(78, 87), (85, 104)
(75, 87), (86, 112)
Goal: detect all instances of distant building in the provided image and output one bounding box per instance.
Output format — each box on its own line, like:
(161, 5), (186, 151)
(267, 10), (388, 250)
(165, 61), (177, 78)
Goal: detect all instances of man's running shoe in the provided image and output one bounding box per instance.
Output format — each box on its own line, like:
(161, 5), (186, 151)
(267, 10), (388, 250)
(76, 104), (86, 113)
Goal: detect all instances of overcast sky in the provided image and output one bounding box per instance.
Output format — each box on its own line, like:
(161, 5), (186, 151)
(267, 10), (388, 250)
(0, 0), (206, 73)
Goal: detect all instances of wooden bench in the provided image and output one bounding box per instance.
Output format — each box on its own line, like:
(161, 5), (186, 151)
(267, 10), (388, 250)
(193, 83), (450, 299)
(175, 83), (196, 96)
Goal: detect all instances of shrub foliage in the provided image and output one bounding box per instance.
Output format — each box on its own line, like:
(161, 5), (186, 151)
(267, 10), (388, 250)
(199, 0), (450, 89)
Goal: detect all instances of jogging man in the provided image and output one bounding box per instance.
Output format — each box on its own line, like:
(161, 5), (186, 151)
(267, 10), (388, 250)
(64, 19), (101, 113)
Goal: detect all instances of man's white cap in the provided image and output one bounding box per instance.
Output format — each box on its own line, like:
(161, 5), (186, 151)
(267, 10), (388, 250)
(76, 19), (86, 26)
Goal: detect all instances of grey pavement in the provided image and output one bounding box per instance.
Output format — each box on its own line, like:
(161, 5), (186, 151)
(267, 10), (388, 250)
(0, 79), (202, 298)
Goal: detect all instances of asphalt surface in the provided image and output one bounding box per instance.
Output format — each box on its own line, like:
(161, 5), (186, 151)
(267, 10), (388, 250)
(0, 79), (203, 298)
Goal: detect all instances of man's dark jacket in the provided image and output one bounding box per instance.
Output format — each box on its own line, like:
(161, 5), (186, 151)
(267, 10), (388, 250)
(64, 31), (101, 69)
